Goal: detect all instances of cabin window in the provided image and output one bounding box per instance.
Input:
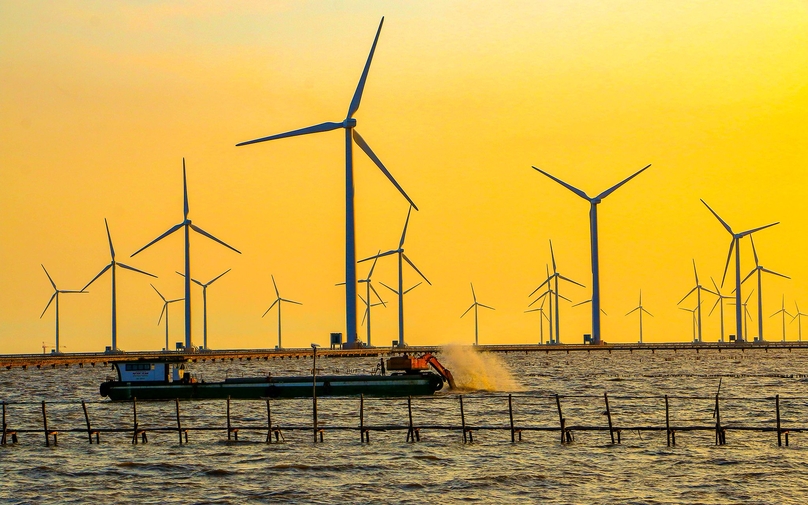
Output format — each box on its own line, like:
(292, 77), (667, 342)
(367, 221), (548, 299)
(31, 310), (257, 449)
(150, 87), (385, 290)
(125, 364), (153, 372)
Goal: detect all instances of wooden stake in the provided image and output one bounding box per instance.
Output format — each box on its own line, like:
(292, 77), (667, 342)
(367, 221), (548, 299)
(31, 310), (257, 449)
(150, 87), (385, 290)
(776, 394), (782, 447)
(555, 394), (566, 444)
(460, 395), (468, 443)
(175, 398), (185, 445)
(508, 394), (515, 443)
(132, 397), (139, 444)
(665, 395), (673, 447)
(605, 392), (615, 444)
(1, 401), (6, 445)
(42, 401), (50, 447)
(81, 400), (98, 444)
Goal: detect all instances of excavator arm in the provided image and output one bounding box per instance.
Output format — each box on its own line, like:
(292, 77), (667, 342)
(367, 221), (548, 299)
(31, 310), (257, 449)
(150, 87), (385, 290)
(421, 353), (456, 389)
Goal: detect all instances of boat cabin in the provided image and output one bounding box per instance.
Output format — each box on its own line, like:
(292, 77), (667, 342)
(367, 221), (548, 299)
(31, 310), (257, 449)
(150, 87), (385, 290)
(113, 358), (192, 383)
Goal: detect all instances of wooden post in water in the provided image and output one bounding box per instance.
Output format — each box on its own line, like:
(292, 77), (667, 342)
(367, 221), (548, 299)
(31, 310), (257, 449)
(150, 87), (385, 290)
(776, 394), (782, 447)
(459, 395), (469, 443)
(132, 398), (139, 444)
(714, 394), (725, 445)
(360, 394), (369, 443)
(81, 400), (99, 444)
(406, 396), (419, 442)
(508, 394), (516, 443)
(312, 344), (319, 443)
(604, 392), (615, 444)
(175, 398), (185, 445)
(227, 396), (238, 441)
(1, 401), (7, 445)
(555, 394), (568, 444)
(265, 399), (273, 443)
(665, 395), (673, 447)
(41, 401), (51, 447)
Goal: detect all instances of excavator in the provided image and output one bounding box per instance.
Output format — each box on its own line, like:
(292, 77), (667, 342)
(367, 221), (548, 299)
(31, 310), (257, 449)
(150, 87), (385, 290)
(385, 353), (456, 390)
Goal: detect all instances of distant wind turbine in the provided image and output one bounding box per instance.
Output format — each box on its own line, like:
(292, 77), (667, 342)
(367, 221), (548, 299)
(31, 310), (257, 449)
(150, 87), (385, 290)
(791, 302), (808, 342)
(679, 304), (699, 343)
(708, 277), (733, 342)
(741, 236), (790, 342)
(358, 252), (385, 346)
(770, 296), (793, 342)
(677, 260), (716, 343)
(728, 290), (755, 342)
(237, 18), (417, 349)
(528, 240), (584, 345)
(262, 275), (302, 350)
(528, 265), (555, 343)
(176, 269), (230, 350)
(359, 207), (430, 346)
(152, 284), (183, 352)
(532, 164), (651, 344)
(40, 265), (86, 354)
(131, 160), (241, 350)
(83, 219), (156, 352)
(626, 290), (653, 343)
(525, 297), (550, 345)
(461, 283), (495, 346)
(701, 200), (778, 345)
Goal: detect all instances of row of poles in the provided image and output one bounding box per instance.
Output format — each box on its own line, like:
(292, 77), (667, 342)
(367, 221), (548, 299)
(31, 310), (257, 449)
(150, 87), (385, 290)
(1, 393), (799, 448)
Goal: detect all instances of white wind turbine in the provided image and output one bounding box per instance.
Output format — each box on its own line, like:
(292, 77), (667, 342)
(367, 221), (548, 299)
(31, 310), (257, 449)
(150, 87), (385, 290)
(532, 164), (651, 344)
(528, 240), (584, 345)
(152, 284), (184, 352)
(677, 260), (716, 343)
(741, 236), (790, 342)
(679, 304), (699, 343)
(262, 275), (302, 350)
(792, 302), (808, 342)
(358, 253), (386, 347)
(626, 290), (653, 343)
(237, 18), (417, 349)
(770, 296), (793, 342)
(525, 296), (551, 345)
(176, 269), (230, 350)
(461, 283), (495, 346)
(40, 265), (86, 354)
(708, 277), (733, 342)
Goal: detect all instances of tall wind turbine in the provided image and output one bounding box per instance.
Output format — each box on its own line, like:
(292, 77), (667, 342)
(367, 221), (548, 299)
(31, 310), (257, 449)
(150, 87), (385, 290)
(791, 302), (807, 342)
(237, 18), (417, 349)
(358, 252), (385, 346)
(528, 240), (584, 345)
(359, 207), (430, 346)
(461, 283), (495, 346)
(532, 164), (651, 344)
(152, 284), (183, 352)
(701, 200), (778, 344)
(679, 305), (699, 343)
(131, 160), (241, 350)
(741, 236), (790, 342)
(525, 297), (550, 344)
(176, 269), (230, 350)
(677, 260), (716, 343)
(83, 219), (156, 352)
(728, 290), (755, 342)
(626, 290), (653, 343)
(528, 265), (556, 343)
(380, 281), (422, 345)
(770, 296), (793, 342)
(40, 265), (86, 354)
(708, 277), (733, 342)
(262, 275), (302, 349)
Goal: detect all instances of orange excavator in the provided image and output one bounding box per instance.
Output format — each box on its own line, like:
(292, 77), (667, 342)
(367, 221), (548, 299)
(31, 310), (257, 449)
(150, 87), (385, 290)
(385, 353), (456, 389)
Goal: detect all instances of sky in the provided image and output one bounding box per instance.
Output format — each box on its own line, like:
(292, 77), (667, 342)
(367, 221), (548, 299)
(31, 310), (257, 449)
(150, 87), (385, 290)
(1, 0), (807, 353)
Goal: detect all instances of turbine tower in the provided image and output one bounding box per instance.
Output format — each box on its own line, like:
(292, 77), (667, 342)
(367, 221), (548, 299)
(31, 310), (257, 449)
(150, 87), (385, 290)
(40, 265), (86, 354)
(237, 18), (417, 349)
(770, 296), (793, 342)
(176, 269), (230, 350)
(359, 207), (430, 346)
(728, 290), (755, 342)
(132, 160), (241, 350)
(792, 302), (807, 342)
(380, 281), (422, 345)
(626, 290), (653, 343)
(708, 277), (733, 342)
(532, 164), (651, 344)
(262, 275), (302, 349)
(83, 219), (156, 352)
(528, 240), (584, 345)
(740, 236), (789, 342)
(152, 284), (183, 352)
(461, 283), (495, 346)
(677, 260), (716, 343)
(701, 200), (778, 345)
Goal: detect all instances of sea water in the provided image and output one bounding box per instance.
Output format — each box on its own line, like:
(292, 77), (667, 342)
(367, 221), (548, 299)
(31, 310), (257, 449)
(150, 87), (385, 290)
(2, 347), (808, 504)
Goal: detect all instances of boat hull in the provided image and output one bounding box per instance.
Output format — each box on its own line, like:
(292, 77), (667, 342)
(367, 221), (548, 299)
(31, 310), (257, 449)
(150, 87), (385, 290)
(100, 372), (443, 401)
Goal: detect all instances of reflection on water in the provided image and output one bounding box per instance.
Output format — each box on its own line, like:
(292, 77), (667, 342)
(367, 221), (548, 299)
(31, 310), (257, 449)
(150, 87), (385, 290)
(2, 349), (808, 504)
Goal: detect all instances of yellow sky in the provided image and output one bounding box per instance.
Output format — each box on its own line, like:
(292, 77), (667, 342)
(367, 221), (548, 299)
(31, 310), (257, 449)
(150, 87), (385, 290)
(1, 1), (807, 353)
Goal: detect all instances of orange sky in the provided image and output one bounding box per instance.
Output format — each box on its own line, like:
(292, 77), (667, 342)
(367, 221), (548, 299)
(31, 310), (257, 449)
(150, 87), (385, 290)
(1, 1), (807, 353)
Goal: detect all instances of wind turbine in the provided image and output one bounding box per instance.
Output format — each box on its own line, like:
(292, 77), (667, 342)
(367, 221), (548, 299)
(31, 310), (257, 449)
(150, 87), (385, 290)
(770, 296), (793, 342)
(740, 236), (790, 342)
(380, 280), (422, 345)
(359, 207), (430, 346)
(262, 275), (302, 350)
(728, 290), (755, 342)
(528, 240), (584, 345)
(791, 302), (807, 342)
(40, 265), (86, 354)
(532, 164), (651, 344)
(677, 260), (716, 343)
(626, 290), (653, 343)
(358, 252), (385, 346)
(83, 219), (156, 352)
(679, 304), (699, 343)
(237, 18), (417, 349)
(176, 269), (230, 350)
(131, 160), (241, 350)
(525, 297), (550, 344)
(152, 284), (183, 352)
(708, 277), (733, 342)
(461, 283), (495, 346)
(701, 200), (778, 345)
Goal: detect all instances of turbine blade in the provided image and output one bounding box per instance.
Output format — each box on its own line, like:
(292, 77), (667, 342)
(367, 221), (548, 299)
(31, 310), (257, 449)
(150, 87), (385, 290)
(236, 121), (343, 147)
(379, 281), (398, 295)
(708, 297), (721, 316)
(104, 218), (115, 259)
(206, 269), (231, 286)
(402, 254), (431, 285)
(595, 164), (651, 201)
(367, 250), (381, 278)
(572, 299), (590, 308)
(626, 306), (640, 316)
(678, 287), (697, 305)
(750, 235), (759, 266)
(740, 268), (757, 285)
(532, 167), (590, 201)
(190, 224), (242, 254)
(643, 308), (654, 317)
(738, 221), (779, 238)
(281, 298), (302, 306)
(711, 277), (721, 295)
(183, 158), (189, 220)
(692, 258), (699, 284)
(399, 206), (412, 248)
(117, 263), (157, 278)
(262, 299), (279, 318)
(528, 277), (551, 297)
(361, 306), (369, 325)
(369, 283), (386, 306)
(41, 264), (57, 290)
(557, 274), (585, 288)
(158, 304), (166, 325)
(176, 271), (204, 287)
(82, 263), (112, 291)
(131, 223), (183, 257)
(701, 199), (734, 235)
(403, 282), (422, 295)
(359, 249), (398, 263)
(470, 282), (477, 302)
(151, 283), (167, 302)
(760, 267), (790, 280)
(549, 239), (557, 273)
(347, 17), (384, 118)
(352, 130), (418, 210)
(557, 292), (572, 303)
(460, 304), (474, 318)
(721, 240), (734, 287)
(40, 293), (56, 319)
(271, 274), (280, 298)
(479, 303), (495, 311)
